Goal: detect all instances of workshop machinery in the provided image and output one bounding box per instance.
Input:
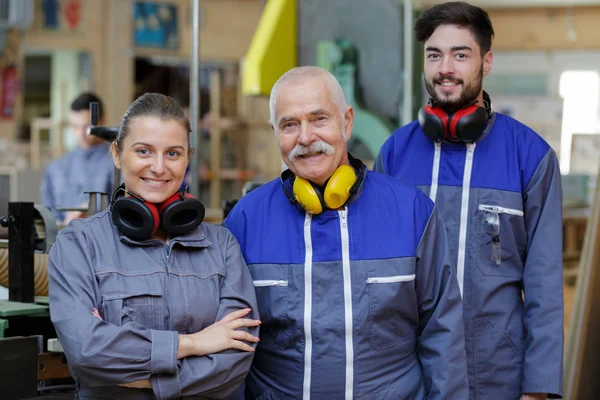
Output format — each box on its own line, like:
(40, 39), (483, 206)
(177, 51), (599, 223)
(0, 192), (109, 399)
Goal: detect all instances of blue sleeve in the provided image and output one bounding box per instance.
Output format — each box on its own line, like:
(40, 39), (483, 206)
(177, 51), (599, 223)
(150, 230), (259, 398)
(521, 149), (564, 398)
(415, 203), (469, 400)
(48, 227), (178, 388)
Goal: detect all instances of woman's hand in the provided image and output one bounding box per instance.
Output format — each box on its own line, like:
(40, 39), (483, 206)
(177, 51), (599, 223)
(119, 379), (152, 389)
(178, 308), (260, 358)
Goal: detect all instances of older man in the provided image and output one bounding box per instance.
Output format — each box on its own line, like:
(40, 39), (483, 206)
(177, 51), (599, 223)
(224, 66), (468, 400)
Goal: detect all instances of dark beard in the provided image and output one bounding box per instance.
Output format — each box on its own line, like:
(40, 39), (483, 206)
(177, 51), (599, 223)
(425, 65), (483, 113)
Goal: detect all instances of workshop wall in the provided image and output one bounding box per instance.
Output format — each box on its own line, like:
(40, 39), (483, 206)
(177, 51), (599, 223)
(22, 0), (264, 128)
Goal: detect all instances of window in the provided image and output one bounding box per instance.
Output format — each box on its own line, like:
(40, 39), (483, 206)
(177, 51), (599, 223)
(559, 70), (600, 174)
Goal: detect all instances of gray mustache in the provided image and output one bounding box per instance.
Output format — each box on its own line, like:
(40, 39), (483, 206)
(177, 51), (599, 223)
(288, 141), (334, 162)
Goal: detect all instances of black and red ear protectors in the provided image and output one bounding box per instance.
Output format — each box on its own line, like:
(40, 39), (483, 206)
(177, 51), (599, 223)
(418, 91), (493, 143)
(110, 185), (205, 241)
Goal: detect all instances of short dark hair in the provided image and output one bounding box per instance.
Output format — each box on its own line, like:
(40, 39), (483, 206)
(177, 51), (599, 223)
(415, 1), (494, 55)
(70, 92), (104, 119)
(115, 92), (191, 153)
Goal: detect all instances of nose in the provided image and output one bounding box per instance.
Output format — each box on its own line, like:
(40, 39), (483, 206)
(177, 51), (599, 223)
(149, 155), (166, 175)
(439, 55), (455, 76)
(297, 121), (315, 146)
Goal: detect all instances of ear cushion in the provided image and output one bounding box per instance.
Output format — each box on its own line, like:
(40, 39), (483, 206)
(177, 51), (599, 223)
(293, 177), (325, 214)
(111, 197), (159, 241)
(418, 105), (449, 141)
(159, 193), (206, 237)
(451, 105), (489, 143)
(324, 164), (357, 210)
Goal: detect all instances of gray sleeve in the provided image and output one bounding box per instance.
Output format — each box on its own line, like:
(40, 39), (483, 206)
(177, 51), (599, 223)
(150, 230), (259, 399)
(48, 229), (178, 387)
(521, 150), (564, 398)
(415, 206), (469, 400)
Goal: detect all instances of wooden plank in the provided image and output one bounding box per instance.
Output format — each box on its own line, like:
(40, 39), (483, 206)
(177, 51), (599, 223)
(489, 6), (600, 50)
(564, 163), (600, 398)
(38, 352), (71, 381)
(30, 118), (53, 170)
(0, 300), (48, 318)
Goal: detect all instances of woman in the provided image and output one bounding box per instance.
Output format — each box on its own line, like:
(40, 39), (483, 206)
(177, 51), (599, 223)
(48, 93), (260, 399)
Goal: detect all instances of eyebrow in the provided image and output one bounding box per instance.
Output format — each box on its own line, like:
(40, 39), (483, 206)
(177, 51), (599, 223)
(277, 109), (332, 125)
(426, 45), (473, 52)
(130, 142), (186, 151)
(278, 116), (295, 126)
(309, 108), (330, 116)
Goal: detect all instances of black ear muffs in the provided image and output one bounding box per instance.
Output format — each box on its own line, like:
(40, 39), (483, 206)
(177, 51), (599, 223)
(110, 196), (160, 241)
(418, 91), (493, 143)
(110, 185), (205, 241)
(158, 192), (205, 238)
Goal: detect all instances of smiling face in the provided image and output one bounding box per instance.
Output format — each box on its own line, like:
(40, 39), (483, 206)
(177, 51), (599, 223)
(423, 24), (493, 112)
(273, 75), (354, 186)
(111, 116), (190, 204)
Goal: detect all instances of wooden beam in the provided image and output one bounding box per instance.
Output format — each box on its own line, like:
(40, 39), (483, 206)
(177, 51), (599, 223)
(565, 161), (600, 398)
(489, 6), (600, 50)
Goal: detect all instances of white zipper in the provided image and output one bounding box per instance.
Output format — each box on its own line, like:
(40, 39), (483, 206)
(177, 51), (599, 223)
(252, 280), (288, 287)
(338, 209), (354, 400)
(366, 274), (416, 284)
(302, 213), (313, 400)
(457, 143), (476, 298)
(429, 141), (442, 202)
(478, 204), (524, 217)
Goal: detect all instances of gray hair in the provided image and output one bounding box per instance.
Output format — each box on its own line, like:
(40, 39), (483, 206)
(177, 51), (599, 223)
(269, 66), (348, 129)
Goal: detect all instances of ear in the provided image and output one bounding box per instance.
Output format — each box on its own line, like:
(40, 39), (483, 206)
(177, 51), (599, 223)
(110, 141), (121, 169)
(343, 105), (354, 141)
(483, 51), (493, 77)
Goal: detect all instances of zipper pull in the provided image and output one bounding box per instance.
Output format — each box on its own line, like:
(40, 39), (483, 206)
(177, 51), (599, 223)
(340, 209), (347, 227)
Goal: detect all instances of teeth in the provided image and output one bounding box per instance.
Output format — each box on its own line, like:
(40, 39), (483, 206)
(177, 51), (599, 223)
(440, 81), (457, 86)
(143, 178), (167, 185)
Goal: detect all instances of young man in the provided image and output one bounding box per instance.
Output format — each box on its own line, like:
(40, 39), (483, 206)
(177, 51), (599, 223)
(224, 66), (468, 399)
(375, 3), (563, 399)
(41, 92), (115, 225)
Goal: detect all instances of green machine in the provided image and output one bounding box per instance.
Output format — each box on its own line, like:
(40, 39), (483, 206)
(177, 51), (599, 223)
(317, 39), (395, 166)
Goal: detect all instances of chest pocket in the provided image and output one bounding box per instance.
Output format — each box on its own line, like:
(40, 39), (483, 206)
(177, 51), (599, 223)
(477, 204), (526, 278)
(96, 271), (163, 329)
(248, 264), (291, 350)
(366, 259), (418, 350)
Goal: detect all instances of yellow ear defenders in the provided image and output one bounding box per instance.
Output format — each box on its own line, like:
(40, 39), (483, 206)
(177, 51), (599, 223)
(281, 153), (367, 214)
